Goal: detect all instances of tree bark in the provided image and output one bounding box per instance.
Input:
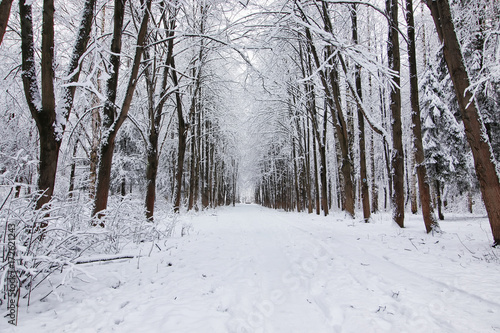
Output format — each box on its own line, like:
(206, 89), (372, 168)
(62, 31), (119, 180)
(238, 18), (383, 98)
(351, 4), (370, 222)
(89, 4), (105, 200)
(0, 0), (14, 46)
(426, 0), (500, 245)
(144, 4), (175, 220)
(320, 1), (355, 217)
(406, 0), (439, 233)
(20, 0), (95, 214)
(171, 55), (186, 213)
(387, 0), (405, 228)
(305, 118), (313, 213)
(435, 178), (444, 220)
(298, 2), (351, 216)
(93, 0), (151, 219)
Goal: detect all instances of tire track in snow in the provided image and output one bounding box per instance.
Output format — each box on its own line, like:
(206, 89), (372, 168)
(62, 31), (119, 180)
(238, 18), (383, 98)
(284, 217), (500, 332)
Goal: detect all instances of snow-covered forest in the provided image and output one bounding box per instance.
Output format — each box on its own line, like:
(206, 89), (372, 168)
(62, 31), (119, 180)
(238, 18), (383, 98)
(1, 0), (499, 331)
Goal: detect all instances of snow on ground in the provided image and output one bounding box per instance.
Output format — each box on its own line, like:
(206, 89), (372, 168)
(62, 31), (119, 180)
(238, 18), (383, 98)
(2, 204), (500, 332)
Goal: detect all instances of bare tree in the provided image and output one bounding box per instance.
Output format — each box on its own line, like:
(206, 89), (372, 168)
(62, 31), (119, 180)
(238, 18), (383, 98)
(351, 3), (370, 222)
(19, 0), (96, 216)
(92, 0), (152, 220)
(143, 2), (176, 220)
(386, 0), (404, 228)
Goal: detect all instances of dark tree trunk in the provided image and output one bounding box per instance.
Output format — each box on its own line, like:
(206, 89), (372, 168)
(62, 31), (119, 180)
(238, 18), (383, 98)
(387, 0), (405, 228)
(0, 0), (13, 45)
(298, 3), (352, 216)
(305, 118), (313, 214)
(68, 140), (79, 197)
(171, 54), (187, 213)
(312, 123), (321, 215)
(370, 129), (378, 213)
(93, 0), (151, 219)
(145, 125), (159, 219)
(89, 5), (105, 200)
(144, 5), (175, 220)
(319, 108), (329, 216)
(92, 0), (126, 219)
(292, 136), (301, 212)
(351, 4), (370, 222)
(320, 1), (355, 217)
(406, 0), (439, 233)
(89, 101), (101, 199)
(202, 119), (210, 209)
(426, 0), (500, 245)
(20, 0), (96, 215)
(435, 179), (444, 220)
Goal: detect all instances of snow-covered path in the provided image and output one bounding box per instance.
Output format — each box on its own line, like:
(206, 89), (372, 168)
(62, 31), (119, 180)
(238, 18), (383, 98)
(3, 204), (500, 332)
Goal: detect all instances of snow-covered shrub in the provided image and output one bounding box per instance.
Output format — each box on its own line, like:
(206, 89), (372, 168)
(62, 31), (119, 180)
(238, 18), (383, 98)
(1, 181), (176, 309)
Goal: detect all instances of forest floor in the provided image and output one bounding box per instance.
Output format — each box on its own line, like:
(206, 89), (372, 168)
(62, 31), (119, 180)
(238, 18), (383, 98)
(2, 204), (500, 332)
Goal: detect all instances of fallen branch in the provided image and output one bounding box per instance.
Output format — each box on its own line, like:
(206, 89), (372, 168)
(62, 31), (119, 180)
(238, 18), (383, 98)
(74, 255), (135, 265)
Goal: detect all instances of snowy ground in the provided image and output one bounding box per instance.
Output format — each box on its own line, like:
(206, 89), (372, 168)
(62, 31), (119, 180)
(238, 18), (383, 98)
(2, 204), (500, 332)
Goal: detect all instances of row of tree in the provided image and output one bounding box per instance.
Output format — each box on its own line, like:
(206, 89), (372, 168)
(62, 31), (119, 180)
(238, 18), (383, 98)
(0, 0), (499, 245)
(247, 0), (499, 245)
(0, 0), (243, 226)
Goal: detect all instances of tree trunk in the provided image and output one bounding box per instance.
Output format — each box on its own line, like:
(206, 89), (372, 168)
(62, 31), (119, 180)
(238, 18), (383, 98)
(387, 0), (405, 228)
(89, 5), (105, 199)
(20, 0), (96, 215)
(468, 190), (473, 214)
(319, 108), (329, 216)
(292, 135), (301, 212)
(68, 140), (79, 198)
(426, 0), (500, 245)
(312, 122), (321, 215)
(92, 0), (126, 219)
(298, 3), (351, 216)
(409, 155), (418, 214)
(171, 53), (187, 213)
(202, 119), (210, 209)
(406, 0), (439, 233)
(0, 0), (13, 46)
(321, 2), (355, 217)
(144, 5), (175, 219)
(305, 118), (313, 214)
(435, 179), (444, 220)
(352, 4), (370, 222)
(93, 0), (151, 219)
(89, 101), (101, 199)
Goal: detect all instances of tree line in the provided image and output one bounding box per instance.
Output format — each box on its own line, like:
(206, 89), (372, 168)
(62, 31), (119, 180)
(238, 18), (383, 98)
(247, 0), (500, 246)
(0, 0), (242, 227)
(0, 0), (499, 245)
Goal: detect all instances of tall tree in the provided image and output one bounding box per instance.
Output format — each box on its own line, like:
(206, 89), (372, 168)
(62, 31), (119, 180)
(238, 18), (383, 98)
(92, 0), (152, 219)
(19, 0), (96, 214)
(405, 0), (439, 233)
(144, 3), (176, 220)
(425, 0), (500, 246)
(351, 4), (370, 222)
(386, 0), (404, 228)
(296, 1), (354, 216)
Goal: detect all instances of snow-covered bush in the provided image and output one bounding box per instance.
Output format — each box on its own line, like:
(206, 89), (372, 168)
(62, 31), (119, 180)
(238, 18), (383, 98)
(1, 178), (176, 309)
